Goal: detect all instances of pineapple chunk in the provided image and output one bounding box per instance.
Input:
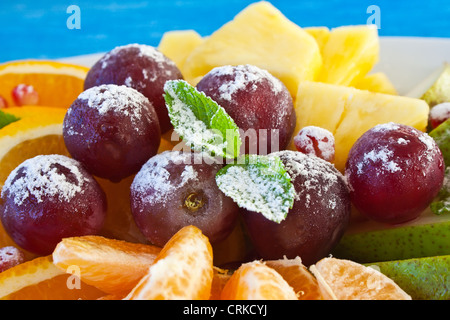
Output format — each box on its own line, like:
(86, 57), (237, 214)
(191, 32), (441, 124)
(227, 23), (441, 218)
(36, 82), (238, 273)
(182, 1), (322, 98)
(318, 25), (379, 86)
(304, 26), (330, 52)
(291, 81), (429, 171)
(158, 30), (204, 74)
(353, 72), (398, 95)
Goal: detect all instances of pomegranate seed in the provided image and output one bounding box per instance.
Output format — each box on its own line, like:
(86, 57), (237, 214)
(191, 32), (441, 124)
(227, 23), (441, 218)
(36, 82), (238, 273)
(12, 84), (39, 106)
(0, 95), (7, 109)
(0, 246), (25, 273)
(293, 126), (335, 163)
(429, 102), (450, 129)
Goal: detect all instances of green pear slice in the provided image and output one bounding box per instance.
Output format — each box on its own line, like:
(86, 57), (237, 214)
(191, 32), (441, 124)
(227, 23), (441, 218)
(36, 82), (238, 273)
(368, 255), (450, 300)
(332, 207), (450, 263)
(421, 63), (450, 107)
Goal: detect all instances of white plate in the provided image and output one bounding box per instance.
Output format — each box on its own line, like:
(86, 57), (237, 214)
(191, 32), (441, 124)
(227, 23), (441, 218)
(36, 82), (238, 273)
(57, 36), (450, 97)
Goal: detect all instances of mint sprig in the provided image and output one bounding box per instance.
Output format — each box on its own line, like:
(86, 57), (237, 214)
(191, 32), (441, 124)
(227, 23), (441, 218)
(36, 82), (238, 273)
(0, 110), (20, 130)
(164, 80), (241, 159)
(215, 154), (295, 223)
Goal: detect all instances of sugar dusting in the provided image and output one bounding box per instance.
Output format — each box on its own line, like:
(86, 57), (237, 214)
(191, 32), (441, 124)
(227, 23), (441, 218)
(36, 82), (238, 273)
(293, 126), (335, 162)
(1, 155), (88, 206)
(207, 64), (284, 102)
(76, 84), (151, 132)
(99, 43), (176, 82)
(352, 123), (440, 177)
(131, 151), (202, 208)
(272, 151), (345, 212)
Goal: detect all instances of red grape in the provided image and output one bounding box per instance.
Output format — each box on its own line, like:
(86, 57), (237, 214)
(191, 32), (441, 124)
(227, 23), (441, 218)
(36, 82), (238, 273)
(130, 151), (240, 247)
(196, 64), (296, 154)
(241, 150), (351, 266)
(63, 84), (161, 182)
(345, 123), (445, 224)
(0, 154), (107, 255)
(84, 44), (183, 133)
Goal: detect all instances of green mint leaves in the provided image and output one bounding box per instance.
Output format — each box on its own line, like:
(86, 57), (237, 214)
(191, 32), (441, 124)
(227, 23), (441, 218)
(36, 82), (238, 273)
(164, 80), (241, 159)
(216, 155), (295, 223)
(0, 110), (20, 130)
(163, 79), (295, 223)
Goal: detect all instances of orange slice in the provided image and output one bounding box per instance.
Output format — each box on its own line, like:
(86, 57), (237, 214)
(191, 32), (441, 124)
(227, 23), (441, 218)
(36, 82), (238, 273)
(265, 256), (326, 300)
(309, 257), (412, 300)
(52, 235), (161, 295)
(0, 255), (105, 300)
(0, 60), (89, 108)
(124, 225), (214, 300)
(220, 260), (298, 300)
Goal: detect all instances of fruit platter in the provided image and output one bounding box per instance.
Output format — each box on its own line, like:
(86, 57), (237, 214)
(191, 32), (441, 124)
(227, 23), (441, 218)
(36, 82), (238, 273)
(0, 1), (449, 301)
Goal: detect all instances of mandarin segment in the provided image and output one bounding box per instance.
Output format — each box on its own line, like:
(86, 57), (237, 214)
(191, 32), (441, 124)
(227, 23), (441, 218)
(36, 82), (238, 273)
(310, 257), (412, 300)
(52, 235), (161, 295)
(265, 256), (325, 300)
(220, 260), (298, 300)
(124, 225), (213, 300)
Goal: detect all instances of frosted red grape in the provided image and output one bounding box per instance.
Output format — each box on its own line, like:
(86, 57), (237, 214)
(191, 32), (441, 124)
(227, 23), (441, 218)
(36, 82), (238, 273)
(345, 123), (445, 224)
(196, 64), (296, 154)
(84, 44), (183, 133)
(130, 151), (240, 247)
(0, 154), (107, 255)
(241, 150), (351, 266)
(63, 84), (161, 182)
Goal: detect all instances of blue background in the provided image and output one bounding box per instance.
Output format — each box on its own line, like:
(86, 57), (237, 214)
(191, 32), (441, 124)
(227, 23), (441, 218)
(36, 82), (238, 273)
(1, 0), (449, 63)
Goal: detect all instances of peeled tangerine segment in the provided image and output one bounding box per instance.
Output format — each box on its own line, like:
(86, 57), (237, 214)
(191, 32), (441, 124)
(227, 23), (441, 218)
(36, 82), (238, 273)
(310, 257), (411, 300)
(317, 25), (379, 86)
(182, 1), (322, 97)
(291, 81), (429, 171)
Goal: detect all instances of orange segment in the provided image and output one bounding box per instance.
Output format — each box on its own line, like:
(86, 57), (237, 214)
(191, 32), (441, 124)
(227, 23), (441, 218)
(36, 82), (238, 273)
(52, 235), (161, 295)
(309, 257), (412, 300)
(210, 267), (233, 300)
(0, 255), (105, 300)
(125, 225), (214, 300)
(220, 260), (298, 300)
(265, 256), (325, 300)
(0, 60), (89, 108)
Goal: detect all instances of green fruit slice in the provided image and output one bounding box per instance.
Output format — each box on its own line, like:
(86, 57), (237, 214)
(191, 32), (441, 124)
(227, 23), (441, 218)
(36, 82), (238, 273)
(368, 255), (450, 300)
(332, 208), (450, 263)
(421, 63), (450, 107)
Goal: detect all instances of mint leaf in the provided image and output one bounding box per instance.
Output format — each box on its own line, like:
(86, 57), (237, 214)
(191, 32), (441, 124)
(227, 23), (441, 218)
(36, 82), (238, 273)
(164, 80), (241, 159)
(215, 154), (295, 223)
(0, 110), (20, 129)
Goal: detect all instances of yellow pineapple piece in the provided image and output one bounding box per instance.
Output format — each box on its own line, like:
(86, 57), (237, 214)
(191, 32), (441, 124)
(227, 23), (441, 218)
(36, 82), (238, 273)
(158, 30), (204, 75)
(353, 72), (398, 95)
(182, 1), (322, 98)
(318, 25), (379, 86)
(304, 26), (330, 52)
(290, 81), (429, 172)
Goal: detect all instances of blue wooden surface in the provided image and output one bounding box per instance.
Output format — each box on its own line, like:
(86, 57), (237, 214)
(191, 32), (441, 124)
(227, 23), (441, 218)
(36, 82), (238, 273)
(1, 0), (449, 63)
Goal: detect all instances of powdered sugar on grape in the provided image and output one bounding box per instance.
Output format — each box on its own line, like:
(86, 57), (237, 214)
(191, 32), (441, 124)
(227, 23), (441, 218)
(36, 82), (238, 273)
(1, 155), (88, 206)
(131, 151), (201, 208)
(77, 84), (151, 132)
